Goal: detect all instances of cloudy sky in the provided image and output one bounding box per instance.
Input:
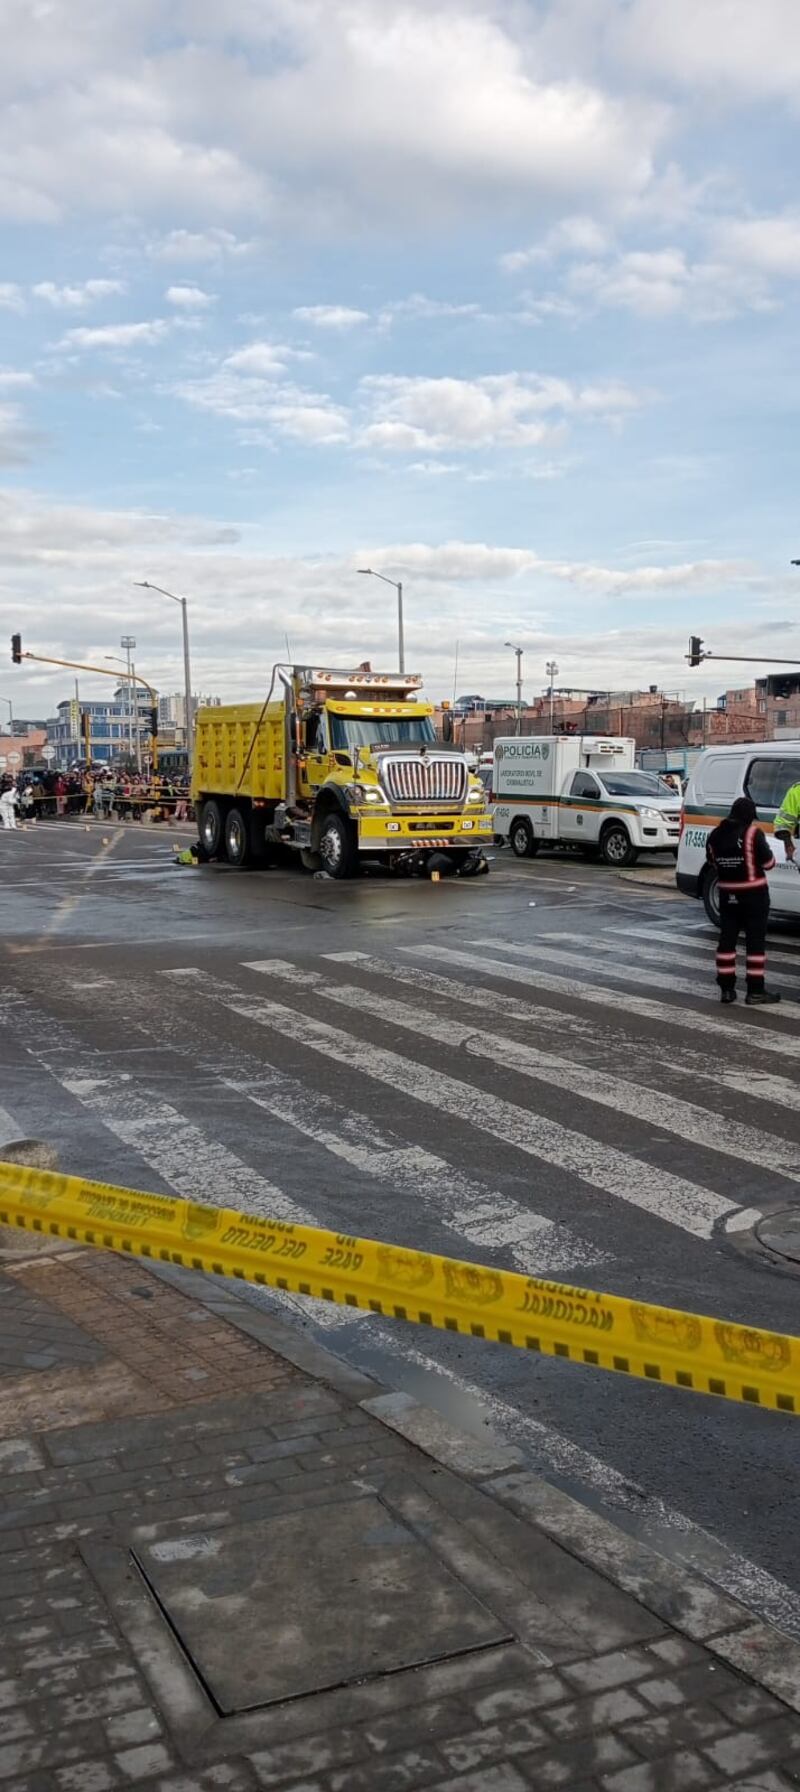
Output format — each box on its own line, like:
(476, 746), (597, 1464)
(4, 0), (800, 717)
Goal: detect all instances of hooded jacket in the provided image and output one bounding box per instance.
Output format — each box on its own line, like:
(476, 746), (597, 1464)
(706, 797), (775, 892)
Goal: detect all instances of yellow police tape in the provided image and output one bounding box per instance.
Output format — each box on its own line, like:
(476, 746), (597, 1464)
(0, 1157), (797, 1416)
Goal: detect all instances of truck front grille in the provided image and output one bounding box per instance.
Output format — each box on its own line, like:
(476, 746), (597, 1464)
(381, 757), (468, 806)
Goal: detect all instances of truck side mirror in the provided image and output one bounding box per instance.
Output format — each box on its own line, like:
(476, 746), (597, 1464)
(442, 711), (453, 742)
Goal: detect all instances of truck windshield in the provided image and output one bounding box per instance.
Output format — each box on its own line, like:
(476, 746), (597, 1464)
(329, 715), (437, 749)
(599, 772), (675, 798)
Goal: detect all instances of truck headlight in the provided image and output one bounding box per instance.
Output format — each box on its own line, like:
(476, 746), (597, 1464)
(467, 786), (484, 803)
(639, 808), (663, 822)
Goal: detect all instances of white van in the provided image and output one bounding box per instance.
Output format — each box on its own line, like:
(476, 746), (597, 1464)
(491, 734), (682, 867)
(677, 741), (800, 924)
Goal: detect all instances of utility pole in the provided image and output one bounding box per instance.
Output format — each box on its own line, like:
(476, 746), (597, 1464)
(505, 642), (523, 734)
(134, 582), (195, 772)
(357, 569), (405, 673)
(121, 636), (136, 764)
(131, 657), (142, 772)
(546, 659), (559, 732)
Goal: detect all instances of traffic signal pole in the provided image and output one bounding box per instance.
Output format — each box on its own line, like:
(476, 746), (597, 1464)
(10, 643), (159, 768)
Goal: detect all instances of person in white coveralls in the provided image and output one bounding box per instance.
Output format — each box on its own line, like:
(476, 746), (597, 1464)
(0, 783), (18, 829)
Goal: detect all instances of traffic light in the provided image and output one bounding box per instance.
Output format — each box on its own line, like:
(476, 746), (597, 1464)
(688, 635), (704, 668)
(149, 705), (158, 740)
(11, 633), (21, 664)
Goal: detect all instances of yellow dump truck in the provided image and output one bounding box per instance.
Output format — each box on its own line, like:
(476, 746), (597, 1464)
(191, 665), (492, 878)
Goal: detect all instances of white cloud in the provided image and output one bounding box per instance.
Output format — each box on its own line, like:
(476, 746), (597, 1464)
(712, 214), (800, 279)
(165, 284), (215, 309)
(612, 0), (800, 102)
(378, 293), (486, 326)
(223, 341), (306, 376)
(148, 228), (253, 263)
(0, 1), (663, 231)
(359, 371), (642, 452)
(0, 404), (41, 465)
(501, 215), (610, 273)
(293, 305), (369, 329)
(0, 369), (35, 389)
(267, 400), (350, 444)
(32, 279), (124, 309)
(0, 284), (25, 312)
(56, 320), (170, 351)
(566, 244), (775, 321)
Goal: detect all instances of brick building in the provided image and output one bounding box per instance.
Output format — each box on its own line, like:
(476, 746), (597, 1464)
(437, 685), (771, 753)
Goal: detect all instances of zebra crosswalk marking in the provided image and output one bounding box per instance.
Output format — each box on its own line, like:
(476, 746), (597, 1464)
(247, 957), (800, 1195)
(314, 952), (800, 1182)
(411, 945), (800, 1063)
(192, 969), (735, 1240)
(0, 995), (361, 1332)
(550, 928), (800, 979)
(22, 964), (603, 1278)
(600, 923), (800, 973)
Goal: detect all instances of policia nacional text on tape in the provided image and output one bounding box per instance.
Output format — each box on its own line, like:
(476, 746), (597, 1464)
(1, 1159), (797, 1417)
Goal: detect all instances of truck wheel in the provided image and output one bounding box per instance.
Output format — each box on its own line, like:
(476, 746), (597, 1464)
(510, 817), (538, 858)
(198, 799), (224, 860)
(317, 812), (358, 879)
(702, 868), (721, 927)
(225, 806), (251, 868)
(600, 823), (638, 868)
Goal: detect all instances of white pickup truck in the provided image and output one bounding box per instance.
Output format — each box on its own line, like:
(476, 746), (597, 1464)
(491, 735), (682, 867)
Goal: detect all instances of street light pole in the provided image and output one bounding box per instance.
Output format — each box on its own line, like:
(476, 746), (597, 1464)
(357, 569), (405, 672)
(0, 697), (12, 731)
(134, 582), (194, 771)
(546, 659), (559, 732)
(505, 642), (523, 734)
(120, 636), (136, 764)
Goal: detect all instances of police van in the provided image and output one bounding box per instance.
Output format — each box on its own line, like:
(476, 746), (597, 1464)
(677, 740), (800, 924)
(491, 734), (682, 866)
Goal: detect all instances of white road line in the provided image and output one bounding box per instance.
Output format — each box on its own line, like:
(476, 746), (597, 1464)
(0, 1104), (23, 1147)
(469, 937), (764, 1008)
(405, 944), (800, 1064)
(156, 973), (605, 1275)
(598, 924), (800, 973)
(0, 997), (360, 1333)
(470, 935), (800, 1030)
(385, 1340), (800, 1637)
(326, 949), (601, 1040)
(248, 957), (795, 1200)
(318, 951), (800, 1180)
(23, 960), (606, 1279)
(203, 965), (732, 1240)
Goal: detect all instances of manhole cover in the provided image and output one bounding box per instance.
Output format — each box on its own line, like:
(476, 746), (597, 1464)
(133, 1494), (509, 1713)
(756, 1209), (800, 1264)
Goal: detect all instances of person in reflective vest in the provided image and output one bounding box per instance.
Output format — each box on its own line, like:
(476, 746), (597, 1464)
(774, 780), (800, 860)
(706, 797), (779, 1005)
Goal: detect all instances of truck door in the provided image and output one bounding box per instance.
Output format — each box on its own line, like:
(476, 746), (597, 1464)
(562, 770), (602, 843)
(298, 709), (329, 797)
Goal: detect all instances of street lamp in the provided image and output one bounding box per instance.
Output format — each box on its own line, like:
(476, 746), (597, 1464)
(505, 642), (523, 735)
(134, 581), (194, 771)
(0, 696), (13, 732)
(546, 659), (559, 733)
(357, 568), (405, 673)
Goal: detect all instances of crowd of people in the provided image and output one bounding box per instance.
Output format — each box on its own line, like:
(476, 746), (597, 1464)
(0, 767), (193, 827)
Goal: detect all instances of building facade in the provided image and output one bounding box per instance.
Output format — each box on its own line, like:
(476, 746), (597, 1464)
(157, 692), (221, 743)
(47, 688), (155, 768)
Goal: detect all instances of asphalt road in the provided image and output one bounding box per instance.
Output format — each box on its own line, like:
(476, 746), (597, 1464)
(2, 818), (800, 1637)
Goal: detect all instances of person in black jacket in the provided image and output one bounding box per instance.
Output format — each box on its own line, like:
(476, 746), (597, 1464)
(706, 796), (779, 1005)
